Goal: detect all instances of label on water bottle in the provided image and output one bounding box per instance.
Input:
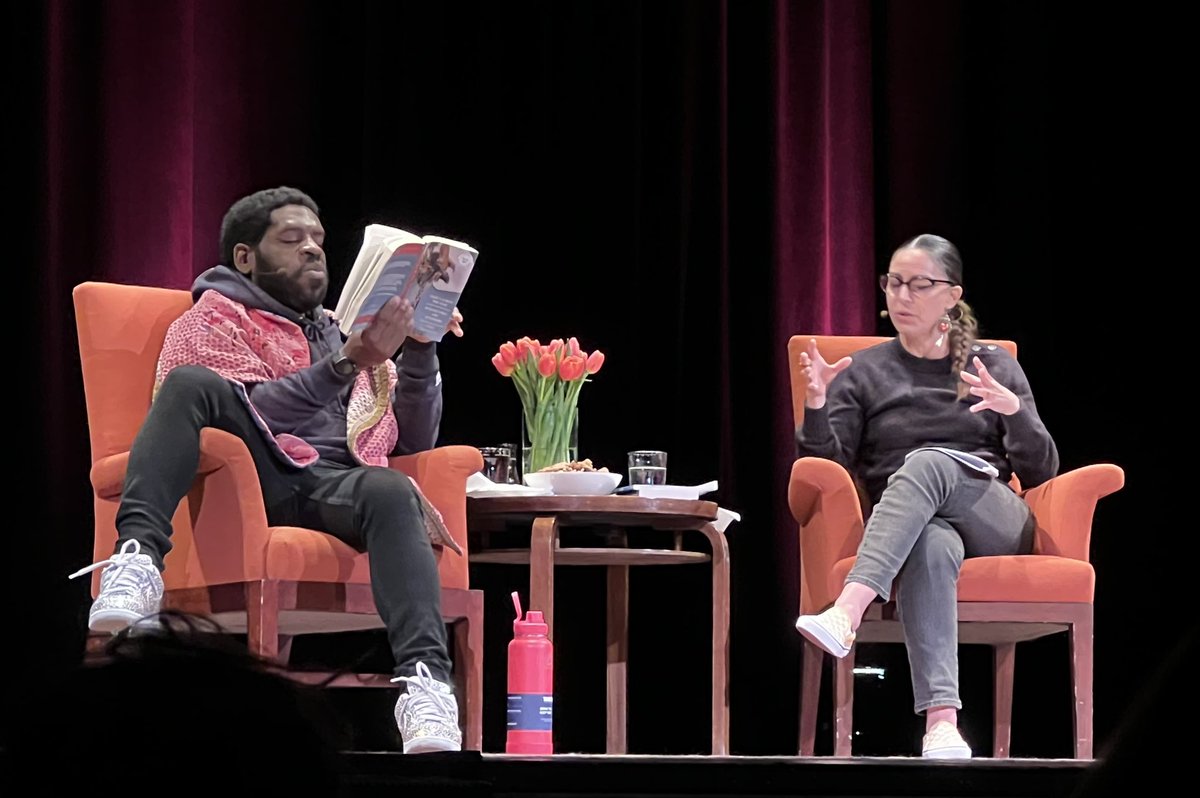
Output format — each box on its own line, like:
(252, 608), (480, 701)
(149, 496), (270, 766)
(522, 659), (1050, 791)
(506, 693), (554, 731)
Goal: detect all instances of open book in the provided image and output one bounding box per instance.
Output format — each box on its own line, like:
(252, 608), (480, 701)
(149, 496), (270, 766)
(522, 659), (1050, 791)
(333, 223), (478, 342)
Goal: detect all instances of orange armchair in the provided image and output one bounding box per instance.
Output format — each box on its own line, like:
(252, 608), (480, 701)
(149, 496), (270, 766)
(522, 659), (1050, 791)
(787, 335), (1123, 758)
(74, 281), (485, 750)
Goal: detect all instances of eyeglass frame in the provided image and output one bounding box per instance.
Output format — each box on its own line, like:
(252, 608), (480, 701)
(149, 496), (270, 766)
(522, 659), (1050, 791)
(878, 272), (959, 295)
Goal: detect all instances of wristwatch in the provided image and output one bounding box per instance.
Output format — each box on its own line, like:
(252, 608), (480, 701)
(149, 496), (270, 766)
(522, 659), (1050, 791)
(331, 347), (360, 377)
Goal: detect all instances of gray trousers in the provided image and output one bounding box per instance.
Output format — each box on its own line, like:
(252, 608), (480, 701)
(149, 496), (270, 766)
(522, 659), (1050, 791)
(847, 450), (1035, 713)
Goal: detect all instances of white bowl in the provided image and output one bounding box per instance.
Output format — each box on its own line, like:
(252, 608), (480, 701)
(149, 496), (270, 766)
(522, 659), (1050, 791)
(523, 470), (623, 496)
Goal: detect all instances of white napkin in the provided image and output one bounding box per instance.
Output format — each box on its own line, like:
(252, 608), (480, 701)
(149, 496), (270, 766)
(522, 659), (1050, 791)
(714, 507), (741, 533)
(465, 472), (552, 497)
(630, 480), (739, 533)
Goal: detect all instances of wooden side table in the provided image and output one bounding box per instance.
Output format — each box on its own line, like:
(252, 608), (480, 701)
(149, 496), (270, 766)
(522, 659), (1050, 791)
(467, 495), (729, 755)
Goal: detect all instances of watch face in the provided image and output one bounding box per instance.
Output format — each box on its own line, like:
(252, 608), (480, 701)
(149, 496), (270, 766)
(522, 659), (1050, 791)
(334, 356), (355, 375)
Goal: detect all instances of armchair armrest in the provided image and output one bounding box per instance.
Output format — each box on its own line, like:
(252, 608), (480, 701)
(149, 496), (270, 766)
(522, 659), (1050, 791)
(90, 428), (274, 585)
(1022, 463), (1124, 561)
(90, 428), (269, 510)
(389, 445), (484, 556)
(788, 457), (866, 613)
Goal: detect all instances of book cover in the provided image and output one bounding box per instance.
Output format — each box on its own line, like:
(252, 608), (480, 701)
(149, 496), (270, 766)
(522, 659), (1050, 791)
(335, 225), (478, 343)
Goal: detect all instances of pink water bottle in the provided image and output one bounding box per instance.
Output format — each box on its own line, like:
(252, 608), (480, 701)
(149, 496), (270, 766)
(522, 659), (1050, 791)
(506, 591), (554, 754)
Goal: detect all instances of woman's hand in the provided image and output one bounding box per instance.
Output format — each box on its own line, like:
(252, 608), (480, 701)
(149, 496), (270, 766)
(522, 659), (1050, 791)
(961, 356), (1020, 415)
(799, 338), (852, 409)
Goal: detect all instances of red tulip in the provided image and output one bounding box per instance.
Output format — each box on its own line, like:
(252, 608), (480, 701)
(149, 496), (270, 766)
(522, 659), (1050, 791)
(558, 355), (586, 381)
(492, 352), (513, 377)
(516, 337), (538, 359)
(568, 337), (582, 357)
(585, 350), (605, 375)
(548, 339), (564, 355)
(499, 341), (519, 367)
(537, 352), (558, 378)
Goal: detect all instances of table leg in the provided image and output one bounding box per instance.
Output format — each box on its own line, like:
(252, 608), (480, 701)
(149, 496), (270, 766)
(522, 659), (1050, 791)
(606, 563), (629, 754)
(697, 522), (730, 755)
(529, 515), (558, 639)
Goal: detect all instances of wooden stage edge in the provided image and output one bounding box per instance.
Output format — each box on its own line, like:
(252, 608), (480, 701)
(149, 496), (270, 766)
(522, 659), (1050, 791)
(337, 751), (1097, 797)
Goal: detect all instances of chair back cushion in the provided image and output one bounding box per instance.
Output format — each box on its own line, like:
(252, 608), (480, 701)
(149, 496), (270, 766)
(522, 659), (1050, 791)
(73, 282), (192, 462)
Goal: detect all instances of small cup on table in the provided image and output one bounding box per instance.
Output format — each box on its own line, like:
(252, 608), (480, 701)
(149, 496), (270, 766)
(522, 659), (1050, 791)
(499, 443), (522, 485)
(478, 447), (513, 484)
(627, 450), (668, 485)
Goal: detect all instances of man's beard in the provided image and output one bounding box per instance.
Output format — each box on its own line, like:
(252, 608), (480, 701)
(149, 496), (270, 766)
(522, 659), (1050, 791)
(251, 249), (327, 314)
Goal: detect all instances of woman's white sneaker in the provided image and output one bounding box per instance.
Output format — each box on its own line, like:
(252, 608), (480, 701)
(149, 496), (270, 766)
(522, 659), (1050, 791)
(795, 605), (856, 658)
(921, 721), (972, 759)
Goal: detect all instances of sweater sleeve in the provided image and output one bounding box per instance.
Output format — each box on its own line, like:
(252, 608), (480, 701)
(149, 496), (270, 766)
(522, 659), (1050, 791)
(988, 354), (1059, 489)
(795, 368), (863, 471)
(390, 340), (443, 455)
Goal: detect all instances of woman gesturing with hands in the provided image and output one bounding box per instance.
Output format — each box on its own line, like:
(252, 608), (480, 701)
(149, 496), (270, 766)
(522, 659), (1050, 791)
(792, 234), (1059, 760)
(798, 339), (852, 410)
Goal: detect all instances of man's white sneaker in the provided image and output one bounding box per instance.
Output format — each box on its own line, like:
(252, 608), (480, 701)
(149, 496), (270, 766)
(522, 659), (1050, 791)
(392, 661), (462, 753)
(921, 721), (972, 759)
(69, 539), (164, 633)
(795, 605), (856, 658)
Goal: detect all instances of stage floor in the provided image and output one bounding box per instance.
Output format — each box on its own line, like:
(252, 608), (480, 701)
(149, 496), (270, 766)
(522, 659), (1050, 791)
(339, 752), (1094, 797)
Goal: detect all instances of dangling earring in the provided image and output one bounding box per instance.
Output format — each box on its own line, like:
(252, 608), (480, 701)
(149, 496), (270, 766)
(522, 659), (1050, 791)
(934, 312), (951, 348)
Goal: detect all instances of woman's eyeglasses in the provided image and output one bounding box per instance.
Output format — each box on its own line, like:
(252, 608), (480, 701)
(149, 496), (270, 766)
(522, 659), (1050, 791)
(879, 273), (957, 296)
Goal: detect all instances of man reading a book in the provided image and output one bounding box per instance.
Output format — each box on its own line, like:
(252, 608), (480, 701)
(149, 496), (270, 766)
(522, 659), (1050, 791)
(69, 186), (466, 754)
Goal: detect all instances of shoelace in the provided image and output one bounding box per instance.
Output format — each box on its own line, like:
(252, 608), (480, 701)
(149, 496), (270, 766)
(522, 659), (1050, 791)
(68, 539), (148, 594)
(395, 662), (457, 724)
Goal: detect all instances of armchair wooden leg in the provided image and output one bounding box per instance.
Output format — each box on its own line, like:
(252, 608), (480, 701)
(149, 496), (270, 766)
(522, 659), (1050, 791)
(246, 580), (280, 660)
(834, 647), (856, 756)
(1071, 606), (1094, 759)
(799, 641), (821, 756)
(452, 589), (485, 751)
(993, 642), (1016, 758)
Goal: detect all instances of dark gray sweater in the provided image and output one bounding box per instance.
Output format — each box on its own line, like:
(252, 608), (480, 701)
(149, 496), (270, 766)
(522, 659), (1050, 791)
(192, 266), (442, 466)
(795, 339), (1058, 507)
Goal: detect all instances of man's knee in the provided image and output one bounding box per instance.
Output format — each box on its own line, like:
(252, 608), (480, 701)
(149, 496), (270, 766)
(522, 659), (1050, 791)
(157, 365), (230, 403)
(357, 468), (421, 515)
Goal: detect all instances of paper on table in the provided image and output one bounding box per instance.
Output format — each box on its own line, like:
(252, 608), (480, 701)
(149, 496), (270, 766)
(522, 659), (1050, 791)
(465, 472), (552, 497)
(630, 480), (719, 501)
(629, 480), (738, 532)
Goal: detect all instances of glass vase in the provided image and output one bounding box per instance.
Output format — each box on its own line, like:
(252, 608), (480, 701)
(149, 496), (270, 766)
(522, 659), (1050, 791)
(521, 405), (579, 479)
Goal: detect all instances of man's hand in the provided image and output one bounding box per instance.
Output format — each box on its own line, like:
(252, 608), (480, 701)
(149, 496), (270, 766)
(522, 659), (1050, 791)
(343, 296), (414, 367)
(410, 306), (465, 344)
(961, 356), (1021, 415)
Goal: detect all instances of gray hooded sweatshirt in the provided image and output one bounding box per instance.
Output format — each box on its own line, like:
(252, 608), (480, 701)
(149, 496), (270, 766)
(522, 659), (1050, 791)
(192, 265), (442, 466)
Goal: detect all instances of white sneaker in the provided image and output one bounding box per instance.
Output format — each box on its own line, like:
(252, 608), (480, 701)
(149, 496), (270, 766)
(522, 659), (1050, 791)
(392, 661), (462, 753)
(922, 721), (972, 759)
(795, 605), (856, 658)
(69, 539), (164, 633)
